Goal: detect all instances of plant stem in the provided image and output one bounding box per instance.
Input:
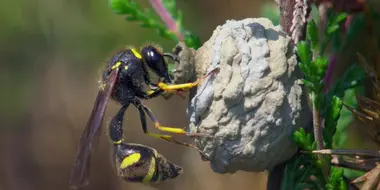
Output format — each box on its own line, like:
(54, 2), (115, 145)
(322, 54), (337, 93)
(312, 92), (331, 180)
(313, 149), (380, 157)
(312, 93), (324, 150)
(149, 0), (184, 41)
(331, 155), (376, 171)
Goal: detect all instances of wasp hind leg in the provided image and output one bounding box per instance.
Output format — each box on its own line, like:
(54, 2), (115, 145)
(142, 104), (210, 137)
(133, 100), (210, 159)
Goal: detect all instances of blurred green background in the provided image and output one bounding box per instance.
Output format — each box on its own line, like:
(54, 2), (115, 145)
(0, 0), (280, 189)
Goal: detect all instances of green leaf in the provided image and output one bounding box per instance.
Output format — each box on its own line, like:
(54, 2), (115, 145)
(307, 75), (322, 84)
(322, 64), (364, 148)
(314, 56), (329, 75)
(326, 11), (347, 36)
(302, 79), (315, 91)
(293, 128), (316, 151)
(183, 31), (201, 49)
(109, 0), (202, 50)
(297, 41), (312, 66)
(327, 24), (340, 35)
(306, 20), (319, 51)
(331, 97), (343, 119)
(339, 179), (348, 190)
(299, 63), (310, 77)
(311, 141), (317, 150)
(326, 167), (346, 190)
(323, 95), (343, 148)
(293, 129), (306, 147)
(335, 13), (348, 23)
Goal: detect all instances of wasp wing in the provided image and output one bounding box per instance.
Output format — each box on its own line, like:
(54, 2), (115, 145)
(69, 69), (119, 189)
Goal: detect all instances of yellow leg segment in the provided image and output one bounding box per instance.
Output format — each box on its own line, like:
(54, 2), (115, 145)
(134, 98), (211, 159)
(140, 103), (210, 137)
(158, 82), (197, 91)
(154, 122), (187, 135)
(158, 67), (219, 91)
(153, 122), (211, 137)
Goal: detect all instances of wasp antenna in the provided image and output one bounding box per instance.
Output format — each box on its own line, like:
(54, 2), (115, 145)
(163, 53), (179, 62)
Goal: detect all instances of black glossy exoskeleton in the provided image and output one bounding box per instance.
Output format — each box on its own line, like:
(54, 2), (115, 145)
(110, 104), (183, 183)
(69, 45), (218, 189)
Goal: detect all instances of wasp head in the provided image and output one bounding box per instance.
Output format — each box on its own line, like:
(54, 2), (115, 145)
(141, 45), (172, 84)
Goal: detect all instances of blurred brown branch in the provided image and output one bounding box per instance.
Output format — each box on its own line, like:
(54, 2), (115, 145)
(276, 0), (311, 44)
(311, 0), (364, 13)
(309, 148), (380, 189)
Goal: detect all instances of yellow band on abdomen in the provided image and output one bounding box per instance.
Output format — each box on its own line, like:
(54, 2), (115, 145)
(142, 157), (156, 183)
(120, 153), (141, 169)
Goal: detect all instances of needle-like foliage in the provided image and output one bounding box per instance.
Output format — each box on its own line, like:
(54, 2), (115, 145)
(109, 0), (201, 49)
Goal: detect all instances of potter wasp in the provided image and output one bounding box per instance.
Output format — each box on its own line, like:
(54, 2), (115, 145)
(69, 45), (217, 189)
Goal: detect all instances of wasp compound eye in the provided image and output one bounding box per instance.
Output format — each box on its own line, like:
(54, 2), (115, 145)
(141, 46), (171, 83)
(114, 143), (183, 183)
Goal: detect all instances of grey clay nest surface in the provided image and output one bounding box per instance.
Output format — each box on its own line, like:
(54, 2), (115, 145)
(171, 18), (311, 174)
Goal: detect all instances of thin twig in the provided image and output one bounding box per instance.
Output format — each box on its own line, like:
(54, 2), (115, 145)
(311, 92), (330, 180)
(351, 165), (380, 189)
(331, 155), (374, 172)
(311, 149), (380, 158)
(312, 93), (324, 150)
(149, 0), (184, 41)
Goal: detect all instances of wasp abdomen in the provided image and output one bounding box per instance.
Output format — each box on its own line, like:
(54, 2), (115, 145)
(114, 143), (183, 183)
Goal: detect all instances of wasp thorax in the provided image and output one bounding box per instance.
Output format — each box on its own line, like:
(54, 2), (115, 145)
(114, 143), (183, 183)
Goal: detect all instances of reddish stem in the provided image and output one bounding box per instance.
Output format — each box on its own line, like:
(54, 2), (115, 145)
(323, 14), (354, 93)
(344, 15), (354, 32)
(149, 0), (184, 41)
(323, 54), (337, 93)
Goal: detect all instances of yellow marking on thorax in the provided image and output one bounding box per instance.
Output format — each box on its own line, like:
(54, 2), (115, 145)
(120, 153), (141, 169)
(143, 157), (156, 183)
(147, 90), (155, 96)
(131, 48), (142, 59)
(124, 66), (129, 70)
(112, 61), (122, 70)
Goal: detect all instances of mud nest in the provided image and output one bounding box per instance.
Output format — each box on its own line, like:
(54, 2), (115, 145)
(171, 18), (311, 174)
